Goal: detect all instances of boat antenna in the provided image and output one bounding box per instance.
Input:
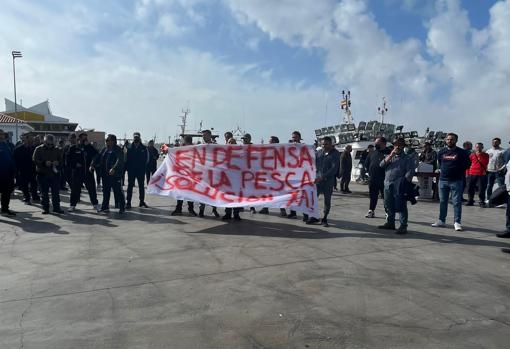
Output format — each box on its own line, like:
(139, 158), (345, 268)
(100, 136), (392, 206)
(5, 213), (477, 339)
(178, 107), (190, 138)
(377, 97), (388, 124)
(340, 90), (353, 124)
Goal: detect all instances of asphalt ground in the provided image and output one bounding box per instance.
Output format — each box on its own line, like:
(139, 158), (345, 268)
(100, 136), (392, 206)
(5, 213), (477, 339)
(1, 183), (509, 348)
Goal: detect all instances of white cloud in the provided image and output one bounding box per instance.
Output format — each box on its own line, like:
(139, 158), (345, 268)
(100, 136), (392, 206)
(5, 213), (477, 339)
(223, 0), (510, 144)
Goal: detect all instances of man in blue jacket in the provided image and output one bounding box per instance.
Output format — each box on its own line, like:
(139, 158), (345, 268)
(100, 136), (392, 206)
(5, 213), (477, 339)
(306, 136), (340, 227)
(126, 132), (149, 209)
(0, 130), (16, 216)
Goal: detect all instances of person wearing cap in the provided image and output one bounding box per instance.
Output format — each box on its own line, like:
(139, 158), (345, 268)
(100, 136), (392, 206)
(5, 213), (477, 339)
(486, 137), (506, 202)
(126, 132), (149, 209)
(378, 137), (415, 235)
(0, 129), (17, 216)
(33, 134), (65, 214)
(285, 131), (308, 222)
(14, 134), (40, 205)
(67, 132), (100, 212)
(94, 134), (126, 214)
(198, 130), (220, 217)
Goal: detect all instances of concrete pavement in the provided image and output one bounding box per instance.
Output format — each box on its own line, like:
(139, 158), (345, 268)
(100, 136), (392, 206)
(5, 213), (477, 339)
(1, 184), (510, 348)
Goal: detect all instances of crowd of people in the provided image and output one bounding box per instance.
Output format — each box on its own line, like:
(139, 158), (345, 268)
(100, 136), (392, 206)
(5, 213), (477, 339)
(0, 128), (509, 250)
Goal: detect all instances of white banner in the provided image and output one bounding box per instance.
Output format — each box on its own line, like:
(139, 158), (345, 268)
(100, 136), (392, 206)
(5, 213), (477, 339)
(147, 143), (319, 217)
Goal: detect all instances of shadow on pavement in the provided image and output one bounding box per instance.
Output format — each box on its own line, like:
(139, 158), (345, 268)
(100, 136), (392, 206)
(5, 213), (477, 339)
(0, 213), (70, 235)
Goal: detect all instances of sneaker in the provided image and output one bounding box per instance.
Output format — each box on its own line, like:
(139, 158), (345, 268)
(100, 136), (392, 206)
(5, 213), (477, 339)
(306, 217), (320, 225)
(431, 220), (445, 227)
(378, 222), (396, 230)
(395, 226), (408, 235)
(1, 210), (16, 217)
(365, 210), (375, 218)
(68, 206), (76, 212)
(454, 222), (463, 231)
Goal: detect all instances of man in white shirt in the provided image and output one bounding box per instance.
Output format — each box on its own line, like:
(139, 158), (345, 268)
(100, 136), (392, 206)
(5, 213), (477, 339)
(486, 137), (506, 201)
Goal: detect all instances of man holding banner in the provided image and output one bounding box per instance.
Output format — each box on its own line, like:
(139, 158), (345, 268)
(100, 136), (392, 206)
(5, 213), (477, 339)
(147, 141), (319, 219)
(306, 136), (340, 227)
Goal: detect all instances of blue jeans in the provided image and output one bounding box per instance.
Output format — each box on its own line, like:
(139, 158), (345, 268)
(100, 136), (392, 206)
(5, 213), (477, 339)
(487, 171), (505, 199)
(384, 184), (408, 227)
(439, 179), (463, 224)
(506, 194), (510, 233)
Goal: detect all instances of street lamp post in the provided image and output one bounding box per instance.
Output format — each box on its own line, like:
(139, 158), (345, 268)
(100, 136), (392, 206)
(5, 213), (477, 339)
(12, 50), (22, 143)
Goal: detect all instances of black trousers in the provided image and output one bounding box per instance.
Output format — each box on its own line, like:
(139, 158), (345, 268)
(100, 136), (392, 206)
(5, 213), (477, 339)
(340, 172), (351, 191)
(126, 172), (145, 205)
(102, 176), (125, 210)
(467, 175), (488, 203)
(38, 175), (61, 211)
(175, 200), (194, 211)
(224, 207), (241, 217)
(17, 172), (39, 201)
(70, 171), (98, 207)
(317, 183), (334, 218)
(0, 178), (14, 211)
(146, 168), (156, 185)
(368, 178), (385, 211)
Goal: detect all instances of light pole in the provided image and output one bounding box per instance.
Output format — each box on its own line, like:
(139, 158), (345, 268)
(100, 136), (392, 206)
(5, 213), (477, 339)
(12, 50), (22, 143)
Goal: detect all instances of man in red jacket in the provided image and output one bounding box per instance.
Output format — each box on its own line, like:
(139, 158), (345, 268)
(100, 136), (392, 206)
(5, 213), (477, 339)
(466, 142), (489, 207)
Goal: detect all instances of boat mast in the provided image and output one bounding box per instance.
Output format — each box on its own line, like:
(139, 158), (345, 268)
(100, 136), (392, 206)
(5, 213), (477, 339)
(377, 97), (388, 124)
(340, 90), (353, 124)
(178, 107), (190, 137)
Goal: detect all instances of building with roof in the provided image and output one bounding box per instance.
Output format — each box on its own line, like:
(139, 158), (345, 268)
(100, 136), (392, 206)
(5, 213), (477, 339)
(2, 98), (78, 142)
(0, 112), (34, 141)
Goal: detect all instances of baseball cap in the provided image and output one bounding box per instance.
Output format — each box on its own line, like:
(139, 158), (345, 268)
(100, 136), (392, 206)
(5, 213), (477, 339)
(241, 133), (252, 140)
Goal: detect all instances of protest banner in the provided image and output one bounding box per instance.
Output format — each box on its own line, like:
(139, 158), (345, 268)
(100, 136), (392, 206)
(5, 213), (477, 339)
(147, 143), (319, 217)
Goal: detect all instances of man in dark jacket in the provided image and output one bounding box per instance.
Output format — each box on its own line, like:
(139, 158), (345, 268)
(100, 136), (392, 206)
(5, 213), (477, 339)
(94, 134), (125, 214)
(170, 135), (197, 217)
(126, 132), (149, 209)
(146, 140), (159, 185)
(306, 136), (340, 227)
(14, 134), (40, 204)
(0, 130), (16, 216)
(339, 145), (353, 193)
(378, 138), (415, 234)
(33, 134), (64, 214)
(67, 132), (100, 212)
(364, 137), (391, 218)
(432, 132), (471, 231)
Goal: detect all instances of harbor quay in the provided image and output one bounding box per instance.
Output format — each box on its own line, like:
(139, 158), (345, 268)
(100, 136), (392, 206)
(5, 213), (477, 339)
(1, 184), (509, 349)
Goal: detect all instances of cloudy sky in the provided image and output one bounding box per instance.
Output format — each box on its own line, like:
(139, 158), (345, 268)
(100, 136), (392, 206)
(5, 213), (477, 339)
(0, 0), (508, 145)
